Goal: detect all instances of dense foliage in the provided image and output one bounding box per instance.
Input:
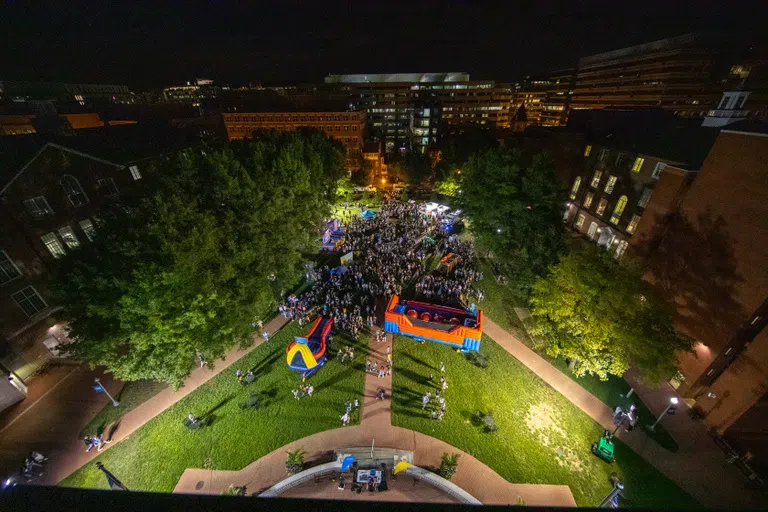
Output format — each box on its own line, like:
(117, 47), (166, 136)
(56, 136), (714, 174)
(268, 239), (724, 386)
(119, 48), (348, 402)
(528, 245), (694, 383)
(458, 147), (564, 297)
(51, 130), (345, 385)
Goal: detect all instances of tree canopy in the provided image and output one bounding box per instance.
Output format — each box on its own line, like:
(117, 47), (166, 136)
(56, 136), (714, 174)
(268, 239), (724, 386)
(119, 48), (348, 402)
(51, 130), (346, 386)
(528, 245), (694, 383)
(458, 147), (564, 297)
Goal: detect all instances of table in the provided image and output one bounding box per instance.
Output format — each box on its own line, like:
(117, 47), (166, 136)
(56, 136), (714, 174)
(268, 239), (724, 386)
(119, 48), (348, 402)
(356, 469), (382, 484)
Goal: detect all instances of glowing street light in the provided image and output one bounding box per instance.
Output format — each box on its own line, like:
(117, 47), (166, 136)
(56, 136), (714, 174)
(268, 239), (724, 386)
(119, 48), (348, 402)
(649, 396), (679, 431)
(381, 178), (387, 184)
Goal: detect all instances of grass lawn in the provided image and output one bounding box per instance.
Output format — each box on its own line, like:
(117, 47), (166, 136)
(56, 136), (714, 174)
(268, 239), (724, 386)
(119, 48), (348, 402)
(392, 334), (698, 509)
(60, 322), (367, 492)
(475, 257), (678, 452)
(80, 380), (167, 438)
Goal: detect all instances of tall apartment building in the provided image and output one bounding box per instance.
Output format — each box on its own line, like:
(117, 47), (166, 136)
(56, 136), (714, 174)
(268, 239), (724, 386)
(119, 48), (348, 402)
(539, 69), (576, 127)
(511, 77), (551, 125)
(221, 109), (366, 168)
(323, 73), (512, 153)
(569, 34), (744, 118)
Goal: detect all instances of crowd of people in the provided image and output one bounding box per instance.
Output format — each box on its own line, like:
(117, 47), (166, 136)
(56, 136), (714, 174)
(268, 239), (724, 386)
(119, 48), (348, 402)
(414, 236), (485, 307)
(278, 200), (443, 340)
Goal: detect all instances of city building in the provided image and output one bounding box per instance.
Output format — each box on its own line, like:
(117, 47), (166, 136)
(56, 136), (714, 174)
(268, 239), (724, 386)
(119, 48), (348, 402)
(323, 73), (512, 153)
(162, 79), (222, 107)
(539, 69), (576, 127)
(639, 125), (768, 448)
(0, 80), (135, 106)
(703, 61), (768, 127)
(563, 109), (719, 258)
(221, 109), (366, 168)
(0, 127), (196, 401)
(362, 142), (385, 176)
(511, 77), (551, 126)
(569, 34), (746, 118)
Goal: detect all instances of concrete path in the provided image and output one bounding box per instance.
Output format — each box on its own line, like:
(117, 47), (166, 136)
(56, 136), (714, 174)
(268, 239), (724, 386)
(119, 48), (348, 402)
(174, 328), (577, 507)
(32, 314), (290, 485)
(483, 317), (764, 510)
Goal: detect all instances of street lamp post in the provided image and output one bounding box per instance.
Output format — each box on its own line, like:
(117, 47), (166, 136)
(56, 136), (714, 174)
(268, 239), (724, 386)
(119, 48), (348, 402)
(95, 377), (120, 407)
(649, 397), (678, 431)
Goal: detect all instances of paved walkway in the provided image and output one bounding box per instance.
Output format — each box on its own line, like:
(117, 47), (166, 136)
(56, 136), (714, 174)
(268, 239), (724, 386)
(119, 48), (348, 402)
(35, 314), (290, 485)
(173, 328), (577, 507)
(483, 317), (764, 510)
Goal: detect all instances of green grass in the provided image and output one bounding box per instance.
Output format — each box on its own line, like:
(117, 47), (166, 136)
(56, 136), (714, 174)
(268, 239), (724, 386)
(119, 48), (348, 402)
(476, 257), (678, 452)
(60, 323), (367, 492)
(392, 334), (699, 509)
(80, 380), (167, 438)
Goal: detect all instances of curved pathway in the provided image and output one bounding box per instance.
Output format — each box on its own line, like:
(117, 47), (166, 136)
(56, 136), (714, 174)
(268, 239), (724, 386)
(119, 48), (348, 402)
(173, 329), (577, 507)
(41, 314), (290, 486)
(482, 317), (763, 510)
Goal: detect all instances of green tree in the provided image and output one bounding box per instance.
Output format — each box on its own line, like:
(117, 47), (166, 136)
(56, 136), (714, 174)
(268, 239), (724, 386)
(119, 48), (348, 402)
(458, 147), (564, 297)
(336, 175), (354, 199)
(50, 130), (345, 386)
(435, 175), (460, 197)
(350, 159), (374, 187)
(528, 245), (694, 383)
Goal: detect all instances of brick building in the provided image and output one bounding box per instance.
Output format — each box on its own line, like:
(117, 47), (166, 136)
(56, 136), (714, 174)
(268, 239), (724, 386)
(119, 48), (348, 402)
(640, 126), (768, 446)
(221, 110), (366, 169)
(0, 143), (150, 382)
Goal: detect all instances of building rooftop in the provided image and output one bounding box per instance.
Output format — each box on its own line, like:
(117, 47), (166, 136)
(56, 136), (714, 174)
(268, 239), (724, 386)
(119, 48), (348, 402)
(325, 73), (470, 84)
(0, 124), (198, 189)
(566, 108), (721, 168)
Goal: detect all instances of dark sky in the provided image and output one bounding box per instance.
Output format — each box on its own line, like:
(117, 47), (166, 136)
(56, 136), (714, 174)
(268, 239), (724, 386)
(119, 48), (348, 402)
(2, 0), (765, 89)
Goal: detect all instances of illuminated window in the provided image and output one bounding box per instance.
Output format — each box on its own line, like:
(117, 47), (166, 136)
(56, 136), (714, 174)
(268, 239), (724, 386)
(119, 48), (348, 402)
(583, 192), (594, 208)
(596, 199), (608, 216)
(79, 219), (96, 241)
(58, 226), (80, 249)
(41, 233), (65, 258)
(12, 285), (47, 317)
(584, 145), (592, 157)
(575, 213), (586, 228)
(615, 153), (627, 167)
(569, 177), (581, 199)
(587, 222), (598, 239)
(615, 240), (628, 259)
(651, 162), (666, 179)
(590, 170), (602, 188)
(97, 178), (119, 197)
(632, 157), (645, 172)
(626, 215), (641, 234)
(23, 196), (54, 219)
(638, 188), (653, 208)
(604, 175), (617, 194)
(129, 165), (142, 180)
(610, 195), (627, 224)
(0, 250), (22, 284)
(61, 175), (88, 206)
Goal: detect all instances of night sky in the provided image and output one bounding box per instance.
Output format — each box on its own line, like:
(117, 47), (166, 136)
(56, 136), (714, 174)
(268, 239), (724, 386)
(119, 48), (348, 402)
(2, 0), (764, 89)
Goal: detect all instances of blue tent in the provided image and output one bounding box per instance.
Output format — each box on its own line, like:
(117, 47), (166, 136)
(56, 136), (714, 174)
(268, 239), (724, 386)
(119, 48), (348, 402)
(361, 209), (376, 218)
(330, 265), (348, 276)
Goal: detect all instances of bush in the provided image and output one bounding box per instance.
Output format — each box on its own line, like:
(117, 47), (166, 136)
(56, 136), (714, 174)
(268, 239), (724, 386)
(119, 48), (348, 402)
(439, 452), (460, 480)
(477, 410), (497, 433)
(285, 448), (305, 475)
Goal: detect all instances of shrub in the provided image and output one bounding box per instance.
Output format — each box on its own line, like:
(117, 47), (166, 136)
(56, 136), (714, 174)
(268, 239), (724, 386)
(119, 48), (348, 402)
(439, 452), (460, 480)
(285, 448), (306, 475)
